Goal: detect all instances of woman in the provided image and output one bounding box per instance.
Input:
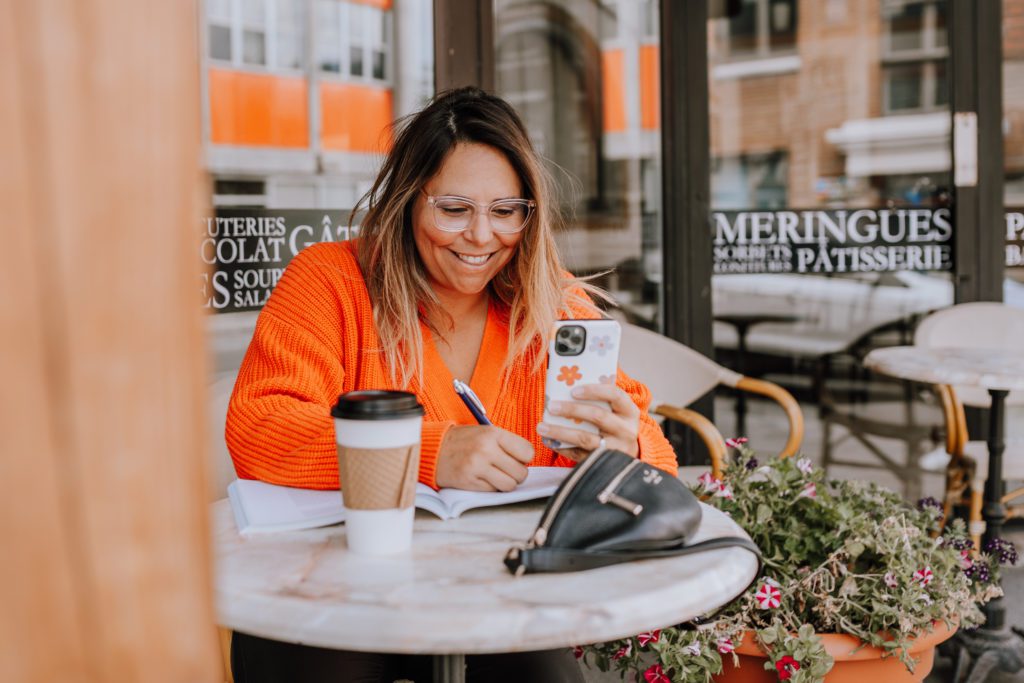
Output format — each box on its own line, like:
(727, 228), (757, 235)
(226, 87), (677, 682)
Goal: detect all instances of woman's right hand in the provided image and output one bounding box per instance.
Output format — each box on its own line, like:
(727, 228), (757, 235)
(435, 425), (535, 492)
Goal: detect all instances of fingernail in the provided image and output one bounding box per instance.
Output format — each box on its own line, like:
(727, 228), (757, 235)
(536, 423), (549, 435)
(570, 387), (584, 398)
(548, 401), (563, 414)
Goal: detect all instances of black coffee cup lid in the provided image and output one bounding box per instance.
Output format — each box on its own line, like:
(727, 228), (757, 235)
(331, 390), (425, 420)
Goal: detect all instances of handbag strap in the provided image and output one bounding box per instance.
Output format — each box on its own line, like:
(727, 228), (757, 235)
(505, 535), (762, 574)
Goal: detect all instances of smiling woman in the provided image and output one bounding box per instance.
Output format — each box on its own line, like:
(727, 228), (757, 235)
(225, 87), (677, 682)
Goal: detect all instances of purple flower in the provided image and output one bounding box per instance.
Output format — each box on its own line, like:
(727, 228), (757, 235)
(745, 457), (759, 470)
(966, 563), (991, 583)
(917, 496), (943, 513)
(984, 538), (1019, 565)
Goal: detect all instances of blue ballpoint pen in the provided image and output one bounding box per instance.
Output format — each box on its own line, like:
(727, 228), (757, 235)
(453, 379), (492, 425)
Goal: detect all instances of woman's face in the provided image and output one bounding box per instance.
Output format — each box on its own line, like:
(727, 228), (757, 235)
(412, 142), (526, 303)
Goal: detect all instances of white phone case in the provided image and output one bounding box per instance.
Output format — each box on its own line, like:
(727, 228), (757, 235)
(542, 319), (622, 450)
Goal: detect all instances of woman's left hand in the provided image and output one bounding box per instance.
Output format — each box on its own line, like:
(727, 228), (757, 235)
(536, 383), (641, 461)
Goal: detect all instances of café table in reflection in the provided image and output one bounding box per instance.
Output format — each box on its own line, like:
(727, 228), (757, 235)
(211, 497), (759, 683)
(864, 345), (1024, 681)
(714, 313), (803, 436)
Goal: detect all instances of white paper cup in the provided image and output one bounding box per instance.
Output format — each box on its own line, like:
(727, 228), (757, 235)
(332, 391), (424, 556)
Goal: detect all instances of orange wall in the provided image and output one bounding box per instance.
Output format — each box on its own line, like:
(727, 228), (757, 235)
(602, 49), (626, 133)
(320, 82), (393, 153)
(208, 69), (308, 147)
(601, 46), (659, 132)
(639, 45), (659, 130)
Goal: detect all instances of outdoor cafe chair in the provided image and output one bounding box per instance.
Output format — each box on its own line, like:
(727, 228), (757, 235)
(914, 302), (1024, 549)
(619, 322), (803, 480)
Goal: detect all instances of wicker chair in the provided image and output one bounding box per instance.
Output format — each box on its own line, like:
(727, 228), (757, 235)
(914, 303), (1024, 549)
(619, 322), (803, 479)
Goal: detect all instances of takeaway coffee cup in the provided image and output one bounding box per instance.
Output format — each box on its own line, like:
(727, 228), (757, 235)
(331, 390), (425, 555)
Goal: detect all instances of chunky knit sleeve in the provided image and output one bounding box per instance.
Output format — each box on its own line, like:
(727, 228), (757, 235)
(225, 248), (350, 489)
(225, 244), (454, 490)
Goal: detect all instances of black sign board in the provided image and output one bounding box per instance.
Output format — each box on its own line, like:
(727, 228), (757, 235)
(201, 209), (355, 313)
(711, 207), (954, 275)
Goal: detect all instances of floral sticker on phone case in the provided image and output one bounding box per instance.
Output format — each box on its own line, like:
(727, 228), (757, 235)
(557, 365), (583, 386)
(589, 335), (615, 356)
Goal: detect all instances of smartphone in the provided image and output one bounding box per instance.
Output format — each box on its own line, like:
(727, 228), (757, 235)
(541, 318), (622, 451)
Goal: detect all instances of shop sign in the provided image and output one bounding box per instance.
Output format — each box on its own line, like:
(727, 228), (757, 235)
(201, 209), (355, 313)
(711, 208), (953, 275)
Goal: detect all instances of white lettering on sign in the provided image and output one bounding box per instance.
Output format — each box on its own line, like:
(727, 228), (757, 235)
(713, 208), (952, 246)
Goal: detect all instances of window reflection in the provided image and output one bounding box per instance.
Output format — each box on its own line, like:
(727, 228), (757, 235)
(495, 0), (663, 329)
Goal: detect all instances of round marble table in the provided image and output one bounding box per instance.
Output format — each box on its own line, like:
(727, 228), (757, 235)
(864, 345), (1024, 635)
(212, 498), (759, 681)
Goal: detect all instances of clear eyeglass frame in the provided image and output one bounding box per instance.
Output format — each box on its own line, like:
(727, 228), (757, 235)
(424, 193), (537, 234)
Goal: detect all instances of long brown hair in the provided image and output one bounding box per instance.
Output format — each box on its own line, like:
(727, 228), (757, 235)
(353, 87), (601, 388)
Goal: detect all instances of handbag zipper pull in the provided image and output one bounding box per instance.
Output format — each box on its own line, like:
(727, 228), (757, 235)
(596, 459), (645, 515)
(598, 491), (644, 516)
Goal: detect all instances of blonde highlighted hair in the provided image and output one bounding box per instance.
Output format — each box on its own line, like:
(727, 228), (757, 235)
(353, 87), (605, 388)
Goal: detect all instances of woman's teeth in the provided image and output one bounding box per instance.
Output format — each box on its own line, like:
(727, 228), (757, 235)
(456, 252), (490, 265)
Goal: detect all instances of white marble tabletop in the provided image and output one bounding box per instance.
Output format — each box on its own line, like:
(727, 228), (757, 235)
(212, 499), (759, 654)
(864, 346), (1024, 392)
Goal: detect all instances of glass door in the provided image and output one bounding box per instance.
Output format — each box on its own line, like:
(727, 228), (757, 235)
(706, 0), (955, 497)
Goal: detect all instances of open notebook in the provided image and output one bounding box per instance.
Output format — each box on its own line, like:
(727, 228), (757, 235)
(227, 466), (570, 535)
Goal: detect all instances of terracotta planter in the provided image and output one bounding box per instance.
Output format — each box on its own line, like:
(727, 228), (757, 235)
(714, 621), (956, 683)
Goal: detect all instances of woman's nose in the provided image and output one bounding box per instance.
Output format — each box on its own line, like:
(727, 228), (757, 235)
(463, 209), (494, 244)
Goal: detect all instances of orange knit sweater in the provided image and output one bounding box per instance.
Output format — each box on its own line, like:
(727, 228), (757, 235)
(226, 240), (678, 489)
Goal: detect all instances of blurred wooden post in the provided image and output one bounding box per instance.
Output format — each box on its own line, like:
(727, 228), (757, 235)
(0, 1), (221, 682)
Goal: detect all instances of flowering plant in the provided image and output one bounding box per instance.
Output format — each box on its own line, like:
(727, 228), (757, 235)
(582, 447), (1016, 682)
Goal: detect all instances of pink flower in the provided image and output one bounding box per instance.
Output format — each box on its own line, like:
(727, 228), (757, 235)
(573, 645), (584, 659)
(796, 457), (813, 474)
(725, 437), (748, 448)
(797, 482), (817, 499)
(960, 551), (974, 570)
(644, 664), (671, 683)
(755, 582), (782, 609)
(612, 641), (632, 660)
(884, 572), (899, 588)
(913, 567), (934, 587)
(637, 630), (661, 647)
(697, 471), (719, 493)
(717, 637), (735, 654)
(714, 481), (735, 500)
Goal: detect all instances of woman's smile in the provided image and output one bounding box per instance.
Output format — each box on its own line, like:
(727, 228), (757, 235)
(412, 142), (525, 303)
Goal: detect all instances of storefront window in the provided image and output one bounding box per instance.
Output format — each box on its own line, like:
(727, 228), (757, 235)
(201, 0), (433, 375)
(708, 0), (953, 495)
(494, 0), (664, 330)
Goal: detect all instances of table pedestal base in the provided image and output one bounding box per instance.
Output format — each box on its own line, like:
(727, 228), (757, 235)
(433, 654), (466, 683)
(950, 627), (1024, 682)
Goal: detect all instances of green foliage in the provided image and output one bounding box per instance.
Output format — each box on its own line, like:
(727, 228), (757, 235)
(583, 449), (1006, 683)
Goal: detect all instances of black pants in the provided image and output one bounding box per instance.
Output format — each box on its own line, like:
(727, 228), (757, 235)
(231, 631), (586, 683)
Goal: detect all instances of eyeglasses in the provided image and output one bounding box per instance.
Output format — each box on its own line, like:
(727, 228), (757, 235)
(424, 193), (536, 234)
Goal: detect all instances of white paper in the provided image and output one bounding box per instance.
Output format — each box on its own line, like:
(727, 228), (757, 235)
(226, 466), (570, 534)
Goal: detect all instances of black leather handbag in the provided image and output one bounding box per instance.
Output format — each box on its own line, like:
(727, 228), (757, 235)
(504, 448), (761, 575)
